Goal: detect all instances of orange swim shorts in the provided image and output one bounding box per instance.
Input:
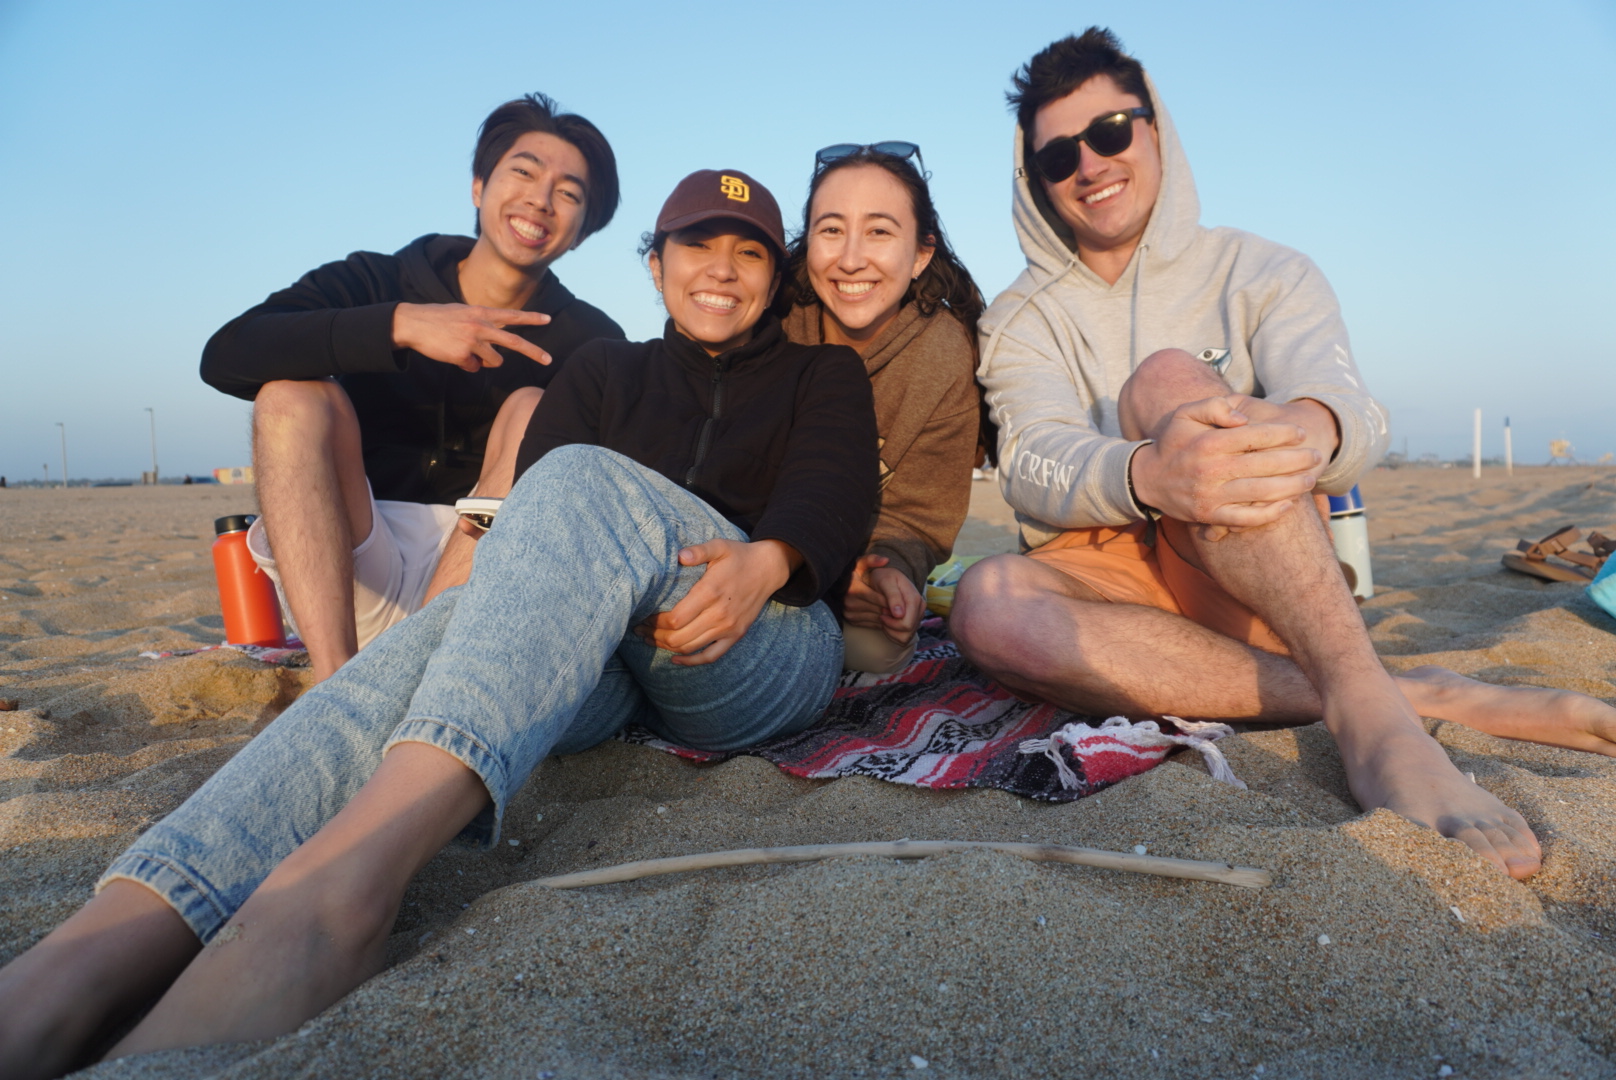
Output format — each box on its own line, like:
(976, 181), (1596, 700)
(1026, 521), (1289, 654)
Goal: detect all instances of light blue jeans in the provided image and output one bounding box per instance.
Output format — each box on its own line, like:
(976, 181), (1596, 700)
(100, 446), (843, 942)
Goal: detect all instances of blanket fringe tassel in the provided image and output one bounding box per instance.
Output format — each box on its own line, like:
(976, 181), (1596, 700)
(1019, 715), (1247, 791)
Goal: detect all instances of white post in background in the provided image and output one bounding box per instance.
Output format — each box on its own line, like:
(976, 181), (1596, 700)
(145, 407), (159, 484)
(56, 422), (68, 490)
(1472, 409), (1482, 479)
(1504, 416), (1513, 476)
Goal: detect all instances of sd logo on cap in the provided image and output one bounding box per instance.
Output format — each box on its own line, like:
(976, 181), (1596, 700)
(653, 168), (785, 257)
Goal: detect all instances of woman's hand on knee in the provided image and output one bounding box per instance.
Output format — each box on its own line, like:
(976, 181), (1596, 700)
(843, 556), (922, 644)
(634, 539), (801, 666)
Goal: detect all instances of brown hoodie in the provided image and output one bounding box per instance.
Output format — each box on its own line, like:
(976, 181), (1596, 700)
(783, 301), (978, 589)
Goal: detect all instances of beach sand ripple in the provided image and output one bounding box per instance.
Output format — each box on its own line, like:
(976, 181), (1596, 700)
(4, 472), (1615, 1079)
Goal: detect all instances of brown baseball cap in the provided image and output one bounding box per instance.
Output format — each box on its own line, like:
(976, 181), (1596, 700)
(654, 169), (786, 257)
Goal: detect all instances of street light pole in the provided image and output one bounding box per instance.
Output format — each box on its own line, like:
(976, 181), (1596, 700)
(145, 407), (159, 484)
(56, 422), (67, 490)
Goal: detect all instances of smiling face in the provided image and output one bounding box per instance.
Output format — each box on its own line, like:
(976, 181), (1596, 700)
(471, 131), (591, 274)
(1032, 75), (1161, 280)
(649, 222), (779, 356)
(806, 164), (935, 348)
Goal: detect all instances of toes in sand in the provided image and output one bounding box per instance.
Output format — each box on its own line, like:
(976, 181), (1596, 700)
(1332, 694), (1544, 880)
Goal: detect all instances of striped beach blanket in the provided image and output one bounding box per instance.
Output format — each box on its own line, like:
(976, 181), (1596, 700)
(141, 623), (1239, 801)
(624, 621), (1240, 801)
(140, 639), (310, 667)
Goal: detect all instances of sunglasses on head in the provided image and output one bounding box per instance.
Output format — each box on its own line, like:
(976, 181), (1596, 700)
(815, 141), (924, 172)
(1032, 107), (1153, 183)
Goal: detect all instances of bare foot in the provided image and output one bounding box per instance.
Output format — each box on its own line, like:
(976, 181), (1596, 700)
(1328, 682), (1543, 879)
(107, 860), (392, 1060)
(1398, 666), (1616, 757)
(0, 881), (199, 1080)
(108, 743), (486, 1060)
(0, 971), (88, 1080)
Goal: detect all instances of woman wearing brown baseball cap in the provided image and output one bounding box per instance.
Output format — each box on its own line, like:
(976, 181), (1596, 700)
(776, 144), (987, 673)
(0, 169), (882, 1070)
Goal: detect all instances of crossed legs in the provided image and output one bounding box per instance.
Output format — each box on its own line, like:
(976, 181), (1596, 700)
(953, 350), (1616, 879)
(252, 380), (543, 680)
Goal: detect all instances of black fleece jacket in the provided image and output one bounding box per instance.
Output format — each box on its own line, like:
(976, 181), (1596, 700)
(514, 317), (879, 608)
(200, 234), (623, 505)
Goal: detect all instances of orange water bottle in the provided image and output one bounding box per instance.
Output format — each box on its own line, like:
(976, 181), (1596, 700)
(212, 515), (285, 646)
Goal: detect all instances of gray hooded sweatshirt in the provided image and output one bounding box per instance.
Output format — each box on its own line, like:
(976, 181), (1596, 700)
(978, 75), (1390, 550)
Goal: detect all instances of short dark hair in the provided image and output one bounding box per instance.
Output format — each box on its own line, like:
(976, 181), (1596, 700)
(1006, 28), (1153, 137)
(471, 93), (619, 240)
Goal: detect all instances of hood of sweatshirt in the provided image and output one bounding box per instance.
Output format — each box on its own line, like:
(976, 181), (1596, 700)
(978, 73), (1389, 544)
(1012, 73), (1201, 285)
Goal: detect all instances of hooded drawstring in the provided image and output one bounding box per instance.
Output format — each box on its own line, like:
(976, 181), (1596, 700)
(976, 251), (1082, 380)
(1128, 242), (1148, 369)
(975, 217), (1085, 467)
(979, 234), (1151, 433)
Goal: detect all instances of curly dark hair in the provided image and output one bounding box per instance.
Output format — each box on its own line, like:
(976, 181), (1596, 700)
(774, 149), (984, 343)
(471, 93), (619, 240)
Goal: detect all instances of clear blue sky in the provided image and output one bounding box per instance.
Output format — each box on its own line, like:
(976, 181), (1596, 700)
(1, 0), (1612, 481)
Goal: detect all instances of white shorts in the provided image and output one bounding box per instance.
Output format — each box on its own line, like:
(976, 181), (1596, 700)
(247, 490), (459, 650)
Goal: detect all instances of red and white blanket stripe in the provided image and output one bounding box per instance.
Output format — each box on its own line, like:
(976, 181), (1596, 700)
(625, 622), (1243, 801)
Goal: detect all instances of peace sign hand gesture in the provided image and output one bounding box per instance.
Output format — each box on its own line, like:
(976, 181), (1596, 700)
(392, 302), (553, 372)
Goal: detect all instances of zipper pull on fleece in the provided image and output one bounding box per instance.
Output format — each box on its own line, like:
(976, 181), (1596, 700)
(684, 357), (726, 487)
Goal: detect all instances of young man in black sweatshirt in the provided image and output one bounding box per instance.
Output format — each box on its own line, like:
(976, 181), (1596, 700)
(201, 94), (624, 681)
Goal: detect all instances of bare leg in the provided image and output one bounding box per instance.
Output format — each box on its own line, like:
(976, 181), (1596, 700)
(1397, 668), (1616, 756)
(952, 554), (1322, 720)
(949, 554), (1616, 758)
(1179, 509), (1542, 875)
(106, 743), (488, 1060)
(958, 349), (1544, 878)
(422, 387), (542, 605)
(253, 379), (373, 682)
(0, 881), (199, 1080)
(1133, 353), (1541, 875)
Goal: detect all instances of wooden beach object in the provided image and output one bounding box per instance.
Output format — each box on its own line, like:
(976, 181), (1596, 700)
(532, 839), (1273, 891)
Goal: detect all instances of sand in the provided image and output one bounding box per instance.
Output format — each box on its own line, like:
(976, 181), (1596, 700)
(3, 468), (1615, 1079)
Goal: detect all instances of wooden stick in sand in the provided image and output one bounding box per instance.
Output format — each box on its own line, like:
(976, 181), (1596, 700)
(532, 839), (1273, 891)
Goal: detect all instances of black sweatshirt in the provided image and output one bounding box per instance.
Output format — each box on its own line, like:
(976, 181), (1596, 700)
(514, 317), (879, 608)
(200, 234), (624, 505)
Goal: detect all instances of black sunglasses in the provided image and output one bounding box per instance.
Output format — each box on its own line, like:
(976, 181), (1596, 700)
(815, 141), (924, 172)
(1032, 107), (1153, 183)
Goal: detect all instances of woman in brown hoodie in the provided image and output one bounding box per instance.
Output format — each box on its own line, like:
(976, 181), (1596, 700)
(778, 144), (987, 672)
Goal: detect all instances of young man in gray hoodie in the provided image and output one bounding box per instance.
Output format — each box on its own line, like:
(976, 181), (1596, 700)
(952, 29), (1615, 880)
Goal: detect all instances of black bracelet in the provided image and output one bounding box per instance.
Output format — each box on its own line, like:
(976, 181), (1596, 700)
(1126, 444), (1161, 522)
